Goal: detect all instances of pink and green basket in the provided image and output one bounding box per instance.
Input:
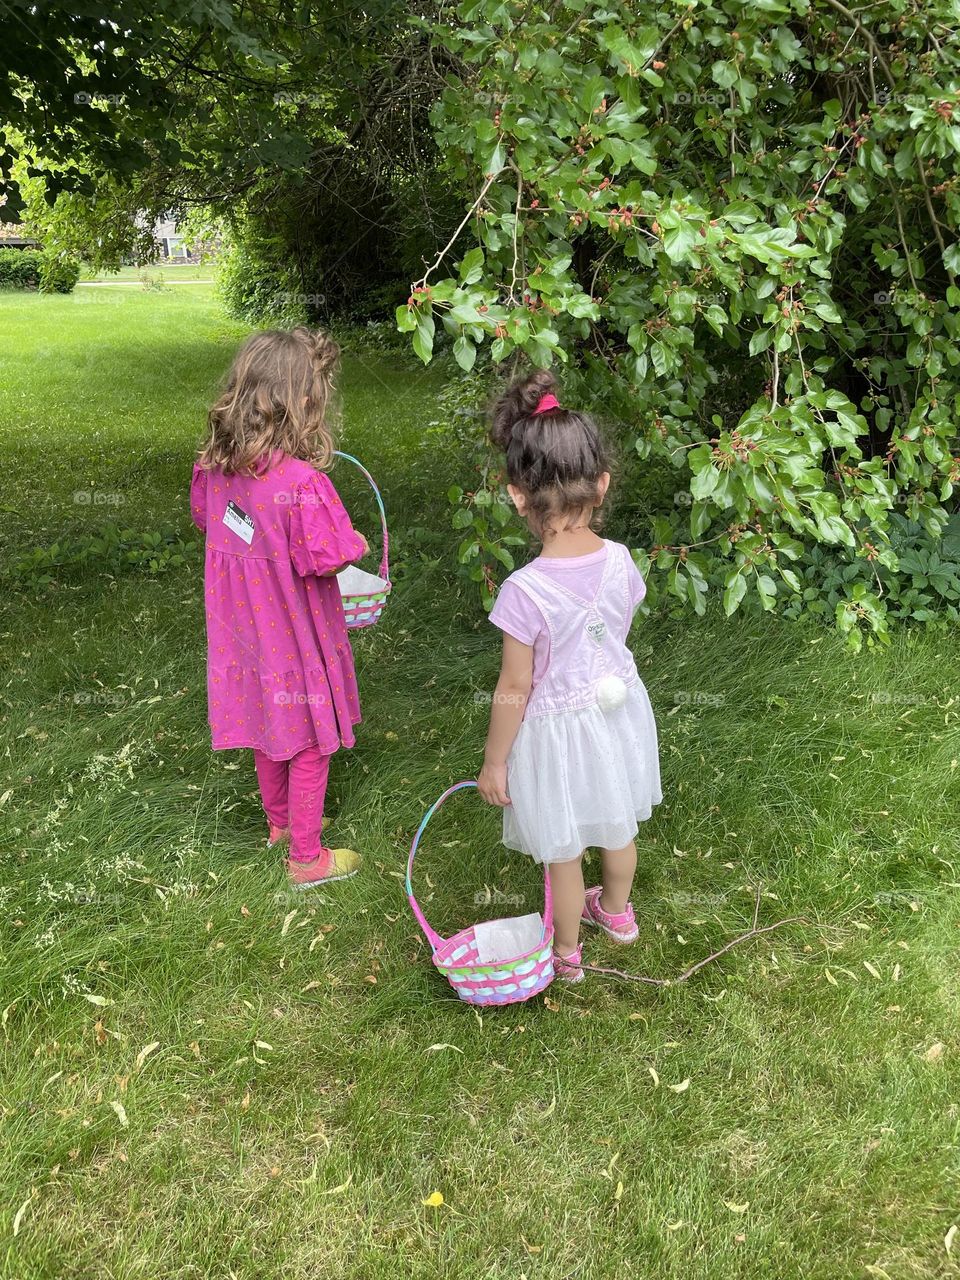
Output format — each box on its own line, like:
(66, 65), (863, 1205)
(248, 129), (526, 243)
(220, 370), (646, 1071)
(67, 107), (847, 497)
(333, 450), (391, 629)
(406, 781), (555, 1006)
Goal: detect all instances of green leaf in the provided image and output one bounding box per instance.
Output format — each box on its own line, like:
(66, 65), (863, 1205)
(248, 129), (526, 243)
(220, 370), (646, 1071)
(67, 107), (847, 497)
(661, 218), (698, 264)
(690, 464), (719, 501)
(749, 328), (772, 356)
(756, 574), (777, 611)
(453, 334), (476, 371)
(723, 570), (747, 616)
(395, 304), (417, 333)
(484, 141), (505, 177)
(459, 247), (484, 284)
(412, 312), (435, 365)
(813, 301), (841, 323)
(704, 304), (727, 335)
(711, 61), (738, 89)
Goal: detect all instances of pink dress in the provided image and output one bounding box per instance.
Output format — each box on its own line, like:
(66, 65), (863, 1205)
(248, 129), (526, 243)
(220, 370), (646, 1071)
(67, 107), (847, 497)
(490, 540), (661, 863)
(190, 455), (365, 761)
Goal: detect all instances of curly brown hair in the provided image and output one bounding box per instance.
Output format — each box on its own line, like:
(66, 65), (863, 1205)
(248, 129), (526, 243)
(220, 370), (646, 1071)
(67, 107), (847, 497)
(198, 327), (340, 475)
(490, 368), (609, 535)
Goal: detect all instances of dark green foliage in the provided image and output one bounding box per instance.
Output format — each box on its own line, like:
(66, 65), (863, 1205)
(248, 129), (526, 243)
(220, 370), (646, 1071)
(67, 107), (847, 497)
(0, 248), (41, 288)
(10, 525), (199, 586)
(0, 247), (80, 292)
(38, 251), (81, 294)
(403, 0), (960, 646)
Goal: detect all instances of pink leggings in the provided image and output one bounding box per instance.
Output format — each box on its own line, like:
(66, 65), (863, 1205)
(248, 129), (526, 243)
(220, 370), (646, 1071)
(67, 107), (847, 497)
(254, 746), (331, 863)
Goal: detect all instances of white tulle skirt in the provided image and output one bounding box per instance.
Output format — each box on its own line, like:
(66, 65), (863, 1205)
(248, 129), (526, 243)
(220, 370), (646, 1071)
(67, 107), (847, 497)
(503, 683), (662, 864)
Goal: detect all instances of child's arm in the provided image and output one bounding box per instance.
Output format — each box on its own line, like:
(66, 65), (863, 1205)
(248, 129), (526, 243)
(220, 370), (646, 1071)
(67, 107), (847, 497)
(477, 634), (533, 807)
(290, 474), (369, 578)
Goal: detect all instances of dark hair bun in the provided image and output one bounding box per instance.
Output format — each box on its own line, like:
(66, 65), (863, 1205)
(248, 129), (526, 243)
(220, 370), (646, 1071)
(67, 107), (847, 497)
(490, 369), (559, 450)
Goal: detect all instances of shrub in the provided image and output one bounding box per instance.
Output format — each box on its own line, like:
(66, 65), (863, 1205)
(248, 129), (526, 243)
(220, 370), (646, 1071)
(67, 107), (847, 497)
(0, 247), (81, 293)
(216, 223), (309, 327)
(0, 248), (42, 289)
(783, 514), (960, 631)
(38, 251), (81, 294)
(9, 526), (199, 587)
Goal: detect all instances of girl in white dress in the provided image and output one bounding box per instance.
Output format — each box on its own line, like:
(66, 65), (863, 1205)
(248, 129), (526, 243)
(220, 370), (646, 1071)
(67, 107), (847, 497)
(477, 370), (662, 982)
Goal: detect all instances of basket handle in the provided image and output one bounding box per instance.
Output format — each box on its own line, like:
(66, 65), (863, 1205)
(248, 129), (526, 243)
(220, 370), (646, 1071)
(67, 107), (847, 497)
(405, 780), (553, 954)
(333, 450), (389, 583)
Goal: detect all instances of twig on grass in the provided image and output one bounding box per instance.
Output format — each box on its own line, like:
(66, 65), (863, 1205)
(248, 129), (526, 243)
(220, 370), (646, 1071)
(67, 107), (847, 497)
(577, 884), (804, 988)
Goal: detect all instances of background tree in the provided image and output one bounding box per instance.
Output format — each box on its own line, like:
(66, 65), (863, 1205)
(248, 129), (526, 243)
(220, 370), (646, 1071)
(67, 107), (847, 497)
(3, 0), (454, 316)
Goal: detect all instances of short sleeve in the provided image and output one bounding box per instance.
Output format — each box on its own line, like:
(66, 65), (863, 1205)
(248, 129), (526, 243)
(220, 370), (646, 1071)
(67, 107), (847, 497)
(190, 464), (207, 532)
(489, 579), (543, 647)
(625, 547), (647, 612)
(288, 471), (366, 577)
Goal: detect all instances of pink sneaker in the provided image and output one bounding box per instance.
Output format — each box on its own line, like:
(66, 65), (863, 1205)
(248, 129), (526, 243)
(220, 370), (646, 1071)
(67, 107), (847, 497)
(552, 944), (584, 984)
(581, 887), (639, 943)
(287, 848), (360, 890)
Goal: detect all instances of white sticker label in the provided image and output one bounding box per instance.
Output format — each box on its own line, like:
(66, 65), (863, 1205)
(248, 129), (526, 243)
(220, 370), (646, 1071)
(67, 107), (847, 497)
(223, 500), (254, 545)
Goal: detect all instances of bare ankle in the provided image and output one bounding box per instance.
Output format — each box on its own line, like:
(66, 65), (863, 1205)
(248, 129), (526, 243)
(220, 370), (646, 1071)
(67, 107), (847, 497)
(555, 935), (581, 957)
(600, 890), (627, 915)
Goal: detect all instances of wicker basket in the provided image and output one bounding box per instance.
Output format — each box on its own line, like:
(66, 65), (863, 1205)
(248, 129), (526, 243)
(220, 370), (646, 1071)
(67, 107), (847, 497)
(406, 781), (555, 1006)
(333, 450), (391, 629)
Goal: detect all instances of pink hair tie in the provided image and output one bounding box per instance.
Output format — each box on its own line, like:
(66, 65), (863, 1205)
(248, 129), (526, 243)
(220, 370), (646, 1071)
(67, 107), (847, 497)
(533, 393), (561, 415)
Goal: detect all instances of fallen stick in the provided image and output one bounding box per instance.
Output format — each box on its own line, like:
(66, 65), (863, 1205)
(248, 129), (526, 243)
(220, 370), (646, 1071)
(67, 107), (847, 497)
(577, 885), (804, 988)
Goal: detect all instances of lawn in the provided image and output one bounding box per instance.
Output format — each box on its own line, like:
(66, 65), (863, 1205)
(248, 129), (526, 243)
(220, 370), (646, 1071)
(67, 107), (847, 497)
(80, 263), (217, 283)
(0, 286), (958, 1280)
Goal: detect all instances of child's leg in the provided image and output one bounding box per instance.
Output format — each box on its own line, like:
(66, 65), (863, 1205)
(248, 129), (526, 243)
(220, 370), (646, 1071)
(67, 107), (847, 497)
(254, 751), (290, 831)
(287, 746), (331, 864)
(600, 840), (637, 914)
(548, 856), (585, 956)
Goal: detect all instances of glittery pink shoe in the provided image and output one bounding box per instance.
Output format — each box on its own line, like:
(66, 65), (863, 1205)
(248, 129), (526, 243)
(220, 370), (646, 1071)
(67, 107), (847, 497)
(581, 886), (639, 943)
(552, 944), (584, 983)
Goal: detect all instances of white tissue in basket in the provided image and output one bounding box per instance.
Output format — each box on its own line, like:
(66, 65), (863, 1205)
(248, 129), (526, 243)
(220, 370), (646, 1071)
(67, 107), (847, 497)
(337, 564), (388, 596)
(473, 913), (545, 963)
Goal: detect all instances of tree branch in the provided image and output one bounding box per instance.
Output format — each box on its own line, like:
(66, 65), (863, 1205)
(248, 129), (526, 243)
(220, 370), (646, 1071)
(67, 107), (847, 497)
(577, 886), (804, 987)
(819, 0), (895, 91)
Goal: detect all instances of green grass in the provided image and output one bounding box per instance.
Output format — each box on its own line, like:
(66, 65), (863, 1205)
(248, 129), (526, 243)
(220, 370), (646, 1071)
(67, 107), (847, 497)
(80, 263), (216, 283)
(0, 288), (958, 1280)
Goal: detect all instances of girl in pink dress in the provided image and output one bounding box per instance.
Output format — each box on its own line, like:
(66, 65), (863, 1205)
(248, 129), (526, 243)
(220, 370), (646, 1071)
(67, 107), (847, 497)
(191, 327), (369, 889)
(477, 370), (662, 981)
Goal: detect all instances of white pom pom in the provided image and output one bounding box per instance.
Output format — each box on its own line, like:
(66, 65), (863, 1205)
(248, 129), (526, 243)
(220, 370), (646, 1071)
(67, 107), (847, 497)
(596, 674), (627, 712)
